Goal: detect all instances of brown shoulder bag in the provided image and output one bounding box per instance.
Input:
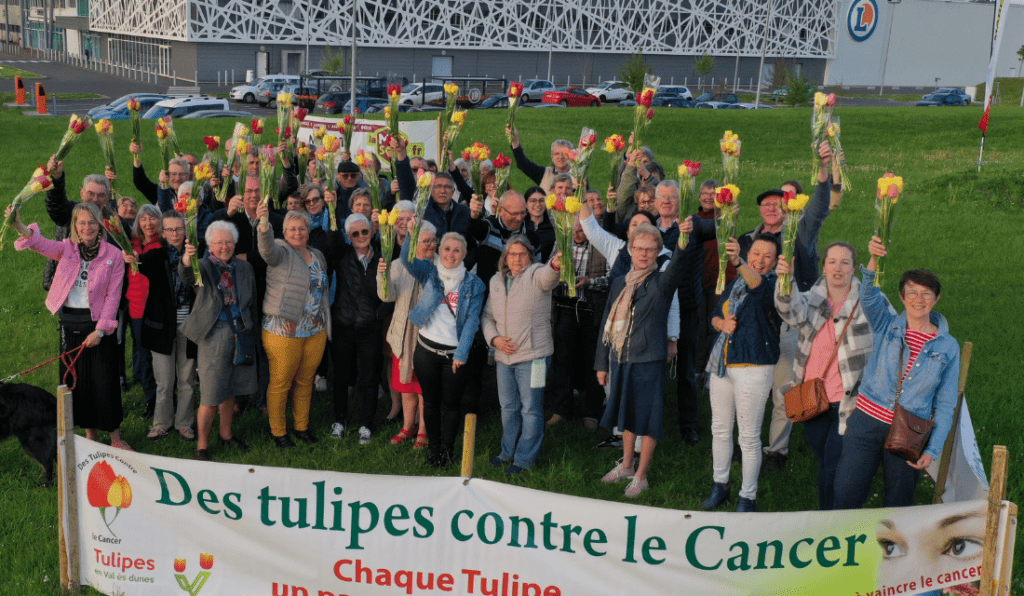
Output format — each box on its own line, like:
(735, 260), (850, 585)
(784, 301), (858, 423)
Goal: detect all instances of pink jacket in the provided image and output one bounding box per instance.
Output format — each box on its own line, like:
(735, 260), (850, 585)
(16, 223), (124, 333)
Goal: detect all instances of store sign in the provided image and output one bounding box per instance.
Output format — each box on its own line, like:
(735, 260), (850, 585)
(848, 0), (879, 42)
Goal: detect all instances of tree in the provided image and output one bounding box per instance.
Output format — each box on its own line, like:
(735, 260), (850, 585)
(783, 70), (814, 108)
(617, 51), (651, 94)
(320, 46), (346, 75)
(694, 54), (714, 92)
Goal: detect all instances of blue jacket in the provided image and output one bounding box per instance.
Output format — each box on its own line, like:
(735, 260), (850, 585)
(397, 238), (486, 363)
(857, 267), (960, 460)
(396, 156), (472, 237)
(711, 273), (782, 366)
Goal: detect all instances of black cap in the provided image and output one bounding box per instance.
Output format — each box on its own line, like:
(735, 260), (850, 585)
(756, 189), (785, 205)
(337, 160), (360, 174)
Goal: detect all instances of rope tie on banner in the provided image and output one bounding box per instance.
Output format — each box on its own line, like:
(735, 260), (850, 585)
(1, 345), (86, 390)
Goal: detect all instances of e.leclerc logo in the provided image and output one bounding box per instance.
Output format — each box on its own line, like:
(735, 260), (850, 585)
(848, 0), (878, 42)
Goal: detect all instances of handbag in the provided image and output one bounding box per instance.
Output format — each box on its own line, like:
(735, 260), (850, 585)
(884, 345), (935, 461)
(785, 301), (859, 423)
(227, 317), (255, 366)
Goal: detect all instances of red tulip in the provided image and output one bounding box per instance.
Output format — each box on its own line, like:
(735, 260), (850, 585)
(251, 119), (264, 134)
(684, 160), (701, 177)
(199, 553), (214, 570)
(716, 187), (734, 205)
(646, 108), (654, 121)
(886, 184), (899, 199)
(826, 93), (836, 107)
(203, 136), (219, 151)
(294, 108), (308, 121)
(492, 152), (511, 168)
(87, 461), (116, 508)
(784, 190), (795, 201)
(174, 559), (186, 573)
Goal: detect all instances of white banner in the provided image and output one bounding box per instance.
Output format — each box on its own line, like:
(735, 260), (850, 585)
(63, 436), (996, 596)
(297, 116), (439, 166)
(927, 396), (990, 503)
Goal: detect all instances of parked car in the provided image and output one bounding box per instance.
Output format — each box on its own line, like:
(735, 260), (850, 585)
(771, 87), (790, 102)
(658, 85), (694, 101)
(928, 88), (971, 105)
(619, 91), (680, 107)
(313, 92), (385, 115)
(400, 82), (444, 106)
(364, 103), (426, 114)
(656, 97), (695, 108)
(519, 79), (555, 103)
(143, 96), (229, 119)
(230, 75), (300, 104)
(585, 81), (633, 103)
(542, 88), (601, 107)
(694, 101), (733, 109)
(180, 109), (255, 119)
(256, 80), (296, 107)
(694, 92), (739, 104)
(88, 93), (171, 118)
(271, 85), (319, 110)
(915, 93), (967, 107)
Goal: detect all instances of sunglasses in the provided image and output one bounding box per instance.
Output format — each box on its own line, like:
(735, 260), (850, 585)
(348, 228), (371, 238)
(339, 172), (359, 180)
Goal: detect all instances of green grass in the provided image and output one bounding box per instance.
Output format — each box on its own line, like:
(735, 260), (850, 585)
(1, 105), (1023, 594)
(0, 65), (42, 79)
(975, 77), (1024, 105)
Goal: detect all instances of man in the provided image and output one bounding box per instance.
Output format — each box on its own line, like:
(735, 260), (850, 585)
(506, 124), (572, 193)
(394, 137), (471, 238)
(737, 143), (835, 473)
(615, 147), (661, 223)
(129, 140), (197, 205)
(331, 160), (367, 228)
(467, 190), (541, 288)
(547, 216), (610, 432)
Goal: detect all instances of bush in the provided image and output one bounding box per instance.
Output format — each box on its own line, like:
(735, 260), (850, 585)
(784, 70), (814, 107)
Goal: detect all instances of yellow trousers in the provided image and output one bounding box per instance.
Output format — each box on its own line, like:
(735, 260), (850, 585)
(263, 329), (327, 437)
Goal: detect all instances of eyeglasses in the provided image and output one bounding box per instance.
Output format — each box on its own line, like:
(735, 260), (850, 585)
(433, 185), (455, 192)
(163, 227), (186, 234)
(904, 290), (936, 301)
(632, 246), (657, 254)
(209, 240), (235, 247)
(169, 171), (189, 179)
(502, 208), (528, 218)
(83, 190), (109, 200)
(760, 201), (781, 210)
(348, 228), (371, 238)
(284, 227), (309, 234)
(420, 238), (438, 246)
(527, 197), (546, 205)
(304, 196), (323, 204)
(339, 172), (359, 180)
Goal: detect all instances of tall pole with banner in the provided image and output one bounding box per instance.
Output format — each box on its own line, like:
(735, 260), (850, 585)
(977, 0), (1011, 171)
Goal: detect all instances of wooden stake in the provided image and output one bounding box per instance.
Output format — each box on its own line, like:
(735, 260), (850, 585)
(56, 385), (80, 595)
(996, 502), (1017, 596)
(933, 342), (973, 503)
(461, 413), (477, 483)
(979, 445), (1008, 596)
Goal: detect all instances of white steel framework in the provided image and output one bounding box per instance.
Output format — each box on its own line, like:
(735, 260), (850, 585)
(89, 0), (838, 58)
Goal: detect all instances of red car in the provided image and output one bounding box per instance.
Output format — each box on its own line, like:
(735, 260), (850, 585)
(541, 87), (602, 107)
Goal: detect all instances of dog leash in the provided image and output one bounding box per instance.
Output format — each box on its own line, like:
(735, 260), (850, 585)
(2, 344), (86, 390)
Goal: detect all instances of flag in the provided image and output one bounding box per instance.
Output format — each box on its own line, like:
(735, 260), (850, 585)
(927, 396), (990, 503)
(978, 104), (990, 135)
(978, 0), (1010, 136)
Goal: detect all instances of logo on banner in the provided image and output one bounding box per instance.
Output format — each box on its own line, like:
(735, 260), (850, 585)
(174, 553), (214, 596)
(86, 460), (133, 535)
(848, 0), (878, 42)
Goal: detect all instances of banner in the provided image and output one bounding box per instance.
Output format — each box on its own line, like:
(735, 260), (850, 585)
(297, 116), (439, 166)
(979, 0), (1012, 134)
(927, 396), (989, 503)
(62, 436), (997, 596)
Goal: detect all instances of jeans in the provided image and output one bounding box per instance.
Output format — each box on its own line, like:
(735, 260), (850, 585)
(129, 319), (156, 404)
(332, 323), (383, 430)
(765, 324), (798, 455)
(496, 358), (548, 468)
(833, 409), (921, 509)
(709, 365), (773, 500)
(803, 402), (842, 510)
(414, 340), (469, 457)
(150, 331), (196, 432)
(549, 304), (603, 420)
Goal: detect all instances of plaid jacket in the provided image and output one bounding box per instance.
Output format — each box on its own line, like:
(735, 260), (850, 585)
(774, 275), (873, 434)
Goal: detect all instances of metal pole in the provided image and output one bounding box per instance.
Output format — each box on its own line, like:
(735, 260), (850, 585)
(547, 43), (552, 81)
(305, 0), (311, 74)
(755, 0), (772, 108)
(878, 2), (897, 96)
(733, 55), (739, 93)
(350, 0), (356, 115)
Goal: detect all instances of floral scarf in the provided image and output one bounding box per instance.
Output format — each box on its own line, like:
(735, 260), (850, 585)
(602, 261), (657, 361)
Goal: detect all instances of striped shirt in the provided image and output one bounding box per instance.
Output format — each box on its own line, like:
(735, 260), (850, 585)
(857, 329), (936, 424)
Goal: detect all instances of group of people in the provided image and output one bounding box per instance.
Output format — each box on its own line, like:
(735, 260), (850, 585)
(8, 119), (959, 510)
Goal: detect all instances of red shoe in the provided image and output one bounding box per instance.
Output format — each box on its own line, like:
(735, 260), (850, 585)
(413, 433), (429, 450)
(390, 427), (415, 445)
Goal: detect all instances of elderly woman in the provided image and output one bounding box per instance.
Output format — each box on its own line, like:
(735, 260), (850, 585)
(703, 235), (782, 512)
(180, 221), (255, 461)
(378, 221), (438, 448)
(256, 203), (330, 448)
(482, 236), (560, 474)
(327, 212), (384, 444)
(9, 203), (129, 449)
(596, 224), (691, 498)
(832, 236), (960, 509)
(399, 226), (485, 468)
(774, 243), (873, 510)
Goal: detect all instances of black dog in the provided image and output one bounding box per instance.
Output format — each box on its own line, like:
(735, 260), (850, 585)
(0, 382), (58, 486)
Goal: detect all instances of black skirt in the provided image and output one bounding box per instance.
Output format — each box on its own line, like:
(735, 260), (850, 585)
(59, 308), (123, 432)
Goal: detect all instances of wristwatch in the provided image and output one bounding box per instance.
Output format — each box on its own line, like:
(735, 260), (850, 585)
(96, 330), (105, 338)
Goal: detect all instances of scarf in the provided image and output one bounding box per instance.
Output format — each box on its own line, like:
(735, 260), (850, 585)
(434, 256), (466, 315)
(78, 239), (100, 262)
(602, 261), (657, 361)
(209, 254), (238, 308)
(705, 275), (752, 378)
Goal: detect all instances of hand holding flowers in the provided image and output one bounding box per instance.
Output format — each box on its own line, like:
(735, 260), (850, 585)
(546, 192), (583, 296)
(720, 131), (741, 185)
(874, 173), (903, 288)
(406, 172), (434, 263)
(0, 165), (52, 249)
(377, 207), (401, 299)
(714, 184), (740, 294)
(678, 160), (701, 221)
(777, 190), (810, 295)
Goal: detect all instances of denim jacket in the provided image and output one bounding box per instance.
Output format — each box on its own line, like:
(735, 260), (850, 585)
(397, 238), (485, 363)
(858, 267), (960, 460)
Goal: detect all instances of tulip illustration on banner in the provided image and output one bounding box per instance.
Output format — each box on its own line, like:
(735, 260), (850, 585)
(174, 553), (214, 596)
(86, 460), (132, 536)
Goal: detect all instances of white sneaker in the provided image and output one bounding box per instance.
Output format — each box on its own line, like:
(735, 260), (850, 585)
(331, 422), (345, 439)
(358, 426), (372, 445)
(314, 375), (327, 392)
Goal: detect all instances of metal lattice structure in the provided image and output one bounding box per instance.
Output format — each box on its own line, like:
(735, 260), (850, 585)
(92, 0), (839, 58)
(90, 0), (188, 40)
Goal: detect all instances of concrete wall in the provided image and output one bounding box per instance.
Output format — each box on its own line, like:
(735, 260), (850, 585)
(828, 0), (1024, 87)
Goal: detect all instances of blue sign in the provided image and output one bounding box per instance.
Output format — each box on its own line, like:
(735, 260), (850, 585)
(848, 0), (879, 42)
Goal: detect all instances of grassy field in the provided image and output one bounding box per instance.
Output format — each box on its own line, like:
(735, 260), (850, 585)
(0, 65), (42, 79)
(0, 104), (1022, 594)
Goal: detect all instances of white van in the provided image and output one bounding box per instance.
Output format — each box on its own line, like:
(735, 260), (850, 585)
(230, 75), (301, 103)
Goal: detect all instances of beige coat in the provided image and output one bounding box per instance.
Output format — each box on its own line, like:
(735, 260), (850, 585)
(481, 262), (560, 366)
(378, 264), (422, 385)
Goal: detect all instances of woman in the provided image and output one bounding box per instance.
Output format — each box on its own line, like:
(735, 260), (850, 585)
(257, 205), (330, 448)
(832, 236), (959, 509)
(774, 243), (873, 510)
(399, 226), (485, 468)
(9, 203), (130, 450)
(703, 235), (782, 512)
(482, 172), (499, 216)
(180, 221), (255, 461)
(349, 188), (374, 226)
(523, 185), (555, 262)
(481, 236), (560, 474)
(596, 224), (690, 498)
(378, 221), (438, 449)
(301, 183), (334, 392)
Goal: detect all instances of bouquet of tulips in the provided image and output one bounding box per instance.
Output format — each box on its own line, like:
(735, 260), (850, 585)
(0, 165), (52, 249)
(103, 215), (137, 273)
(439, 109), (466, 171)
(291, 107), (308, 139)
(217, 123), (249, 204)
(251, 118), (265, 146)
(296, 143), (311, 185)
(462, 142), (490, 197)
(386, 84), (402, 139)
(569, 128), (598, 200)
(406, 172), (434, 263)
(714, 184), (740, 295)
(276, 92), (293, 145)
(778, 190), (810, 295)
(874, 173), (903, 288)
(258, 145), (277, 216)
(355, 148), (382, 212)
(603, 133), (626, 200)
(173, 189), (202, 285)
(338, 114), (356, 154)
(234, 136), (251, 199)
(826, 117), (852, 191)
(720, 130), (741, 185)
(155, 118), (177, 186)
(126, 99), (143, 143)
(202, 136), (222, 185)
(377, 207), (401, 299)
(546, 192), (584, 297)
(55, 114), (91, 161)
(94, 119), (118, 196)
(506, 81), (524, 144)
(631, 88), (656, 151)
(678, 160), (701, 220)
(810, 92), (835, 183)
(492, 152), (512, 194)
(441, 83), (459, 129)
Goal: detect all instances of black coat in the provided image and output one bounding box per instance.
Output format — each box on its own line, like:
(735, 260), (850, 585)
(327, 230), (385, 327)
(137, 243), (197, 358)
